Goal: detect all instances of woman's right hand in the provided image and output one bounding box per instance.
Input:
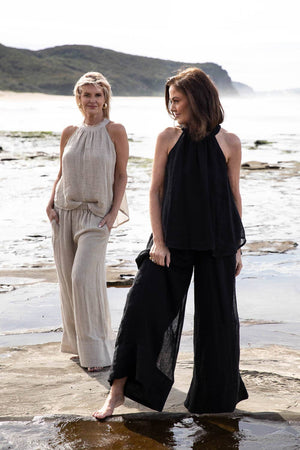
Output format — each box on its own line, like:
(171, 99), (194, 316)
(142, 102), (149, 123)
(149, 241), (171, 267)
(46, 205), (59, 224)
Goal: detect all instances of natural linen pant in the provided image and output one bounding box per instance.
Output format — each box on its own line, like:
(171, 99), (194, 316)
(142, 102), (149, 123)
(109, 247), (248, 413)
(52, 204), (114, 368)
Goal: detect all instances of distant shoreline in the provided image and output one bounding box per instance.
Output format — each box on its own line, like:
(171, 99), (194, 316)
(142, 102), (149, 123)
(0, 90), (82, 101)
(1, 89), (299, 101)
(0, 90), (73, 100)
(0, 90), (167, 101)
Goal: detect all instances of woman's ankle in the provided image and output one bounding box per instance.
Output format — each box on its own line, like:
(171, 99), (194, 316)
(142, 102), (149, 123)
(111, 377), (127, 394)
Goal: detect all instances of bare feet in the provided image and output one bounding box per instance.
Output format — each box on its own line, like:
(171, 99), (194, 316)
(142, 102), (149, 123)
(92, 390), (124, 420)
(70, 356), (104, 372)
(92, 377), (127, 420)
(88, 367), (103, 372)
(70, 358), (103, 372)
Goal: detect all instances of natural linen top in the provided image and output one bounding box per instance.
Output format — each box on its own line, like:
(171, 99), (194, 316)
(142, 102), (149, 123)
(55, 118), (129, 227)
(161, 125), (246, 256)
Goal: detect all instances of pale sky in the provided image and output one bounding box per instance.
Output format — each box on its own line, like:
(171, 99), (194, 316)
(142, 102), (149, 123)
(2, 0), (300, 91)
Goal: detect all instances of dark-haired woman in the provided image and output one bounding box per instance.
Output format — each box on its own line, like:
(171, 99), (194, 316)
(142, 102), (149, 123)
(93, 67), (248, 419)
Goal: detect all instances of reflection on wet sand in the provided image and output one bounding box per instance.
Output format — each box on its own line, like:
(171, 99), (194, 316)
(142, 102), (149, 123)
(0, 413), (299, 449)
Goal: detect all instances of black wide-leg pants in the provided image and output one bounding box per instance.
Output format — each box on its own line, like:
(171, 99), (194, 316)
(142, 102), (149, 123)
(108, 248), (248, 413)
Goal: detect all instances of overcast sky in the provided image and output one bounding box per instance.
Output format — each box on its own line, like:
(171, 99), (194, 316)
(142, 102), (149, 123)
(2, 0), (299, 91)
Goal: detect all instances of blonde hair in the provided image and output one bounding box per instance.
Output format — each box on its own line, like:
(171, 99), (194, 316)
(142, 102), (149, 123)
(73, 72), (112, 118)
(165, 67), (224, 141)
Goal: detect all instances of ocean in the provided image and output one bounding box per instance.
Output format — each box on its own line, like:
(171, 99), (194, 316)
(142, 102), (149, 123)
(0, 93), (299, 271)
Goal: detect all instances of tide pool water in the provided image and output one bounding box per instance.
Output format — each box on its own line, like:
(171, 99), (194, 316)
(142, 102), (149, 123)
(0, 414), (299, 449)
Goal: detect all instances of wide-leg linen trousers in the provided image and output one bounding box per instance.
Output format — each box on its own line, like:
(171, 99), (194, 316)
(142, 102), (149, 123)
(52, 205), (114, 368)
(109, 247), (248, 413)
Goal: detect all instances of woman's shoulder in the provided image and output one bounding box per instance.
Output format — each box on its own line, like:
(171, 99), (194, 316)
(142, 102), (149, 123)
(62, 125), (78, 138)
(60, 125), (78, 146)
(158, 126), (182, 139)
(218, 127), (241, 149)
(106, 121), (127, 140)
(157, 126), (182, 150)
(217, 128), (241, 160)
(106, 120), (126, 133)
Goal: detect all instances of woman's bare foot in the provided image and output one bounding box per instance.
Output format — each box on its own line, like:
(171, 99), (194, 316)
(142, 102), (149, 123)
(92, 377), (127, 420)
(88, 367), (103, 372)
(92, 390), (124, 420)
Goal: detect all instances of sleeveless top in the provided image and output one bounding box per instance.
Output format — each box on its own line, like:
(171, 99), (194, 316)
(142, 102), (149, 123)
(55, 118), (129, 227)
(161, 125), (246, 256)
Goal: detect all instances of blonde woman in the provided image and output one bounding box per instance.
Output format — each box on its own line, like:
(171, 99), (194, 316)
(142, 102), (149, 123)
(46, 72), (129, 372)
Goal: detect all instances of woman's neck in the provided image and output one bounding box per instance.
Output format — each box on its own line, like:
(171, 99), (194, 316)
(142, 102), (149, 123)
(84, 112), (105, 126)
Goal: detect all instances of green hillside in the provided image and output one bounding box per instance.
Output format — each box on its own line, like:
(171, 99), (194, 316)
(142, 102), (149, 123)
(0, 43), (237, 96)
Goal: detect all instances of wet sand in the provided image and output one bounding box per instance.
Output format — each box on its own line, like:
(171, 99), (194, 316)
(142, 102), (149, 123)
(0, 266), (299, 422)
(0, 265), (299, 449)
(0, 265), (135, 287)
(0, 341), (299, 421)
(1, 338), (300, 448)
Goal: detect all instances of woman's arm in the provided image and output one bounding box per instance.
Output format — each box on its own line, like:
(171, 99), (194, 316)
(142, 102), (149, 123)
(100, 123), (129, 230)
(217, 130), (243, 276)
(46, 126), (76, 224)
(226, 134), (242, 219)
(149, 128), (178, 267)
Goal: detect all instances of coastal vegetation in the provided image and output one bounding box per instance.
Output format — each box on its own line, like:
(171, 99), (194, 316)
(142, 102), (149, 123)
(0, 43), (237, 96)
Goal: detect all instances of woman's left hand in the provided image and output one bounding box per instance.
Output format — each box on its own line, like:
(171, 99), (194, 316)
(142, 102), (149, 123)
(98, 212), (116, 231)
(235, 250), (243, 276)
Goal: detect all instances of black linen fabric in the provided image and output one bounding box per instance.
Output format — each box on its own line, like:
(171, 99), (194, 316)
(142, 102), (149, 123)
(108, 125), (248, 413)
(161, 126), (245, 255)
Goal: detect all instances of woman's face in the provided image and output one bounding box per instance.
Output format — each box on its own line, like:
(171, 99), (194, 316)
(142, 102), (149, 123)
(79, 84), (106, 116)
(169, 85), (192, 126)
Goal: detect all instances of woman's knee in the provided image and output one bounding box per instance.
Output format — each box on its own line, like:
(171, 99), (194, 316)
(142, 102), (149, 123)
(71, 264), (85, 287)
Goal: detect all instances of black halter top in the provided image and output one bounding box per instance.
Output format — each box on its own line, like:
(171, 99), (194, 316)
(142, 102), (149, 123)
(161, 125), (246, 256)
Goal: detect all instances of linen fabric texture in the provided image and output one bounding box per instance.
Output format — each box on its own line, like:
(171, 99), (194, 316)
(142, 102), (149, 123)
(55, 118), (129, 227)
(108, 126), (248, 413)
(109, 248), (248, 412)
(162, 125), (245, 256)
(52, 206), (114, 367)
(52, 119), (128, 367)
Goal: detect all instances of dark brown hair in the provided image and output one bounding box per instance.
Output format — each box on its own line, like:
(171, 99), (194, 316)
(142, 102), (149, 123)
(165, 67), (224, 140)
